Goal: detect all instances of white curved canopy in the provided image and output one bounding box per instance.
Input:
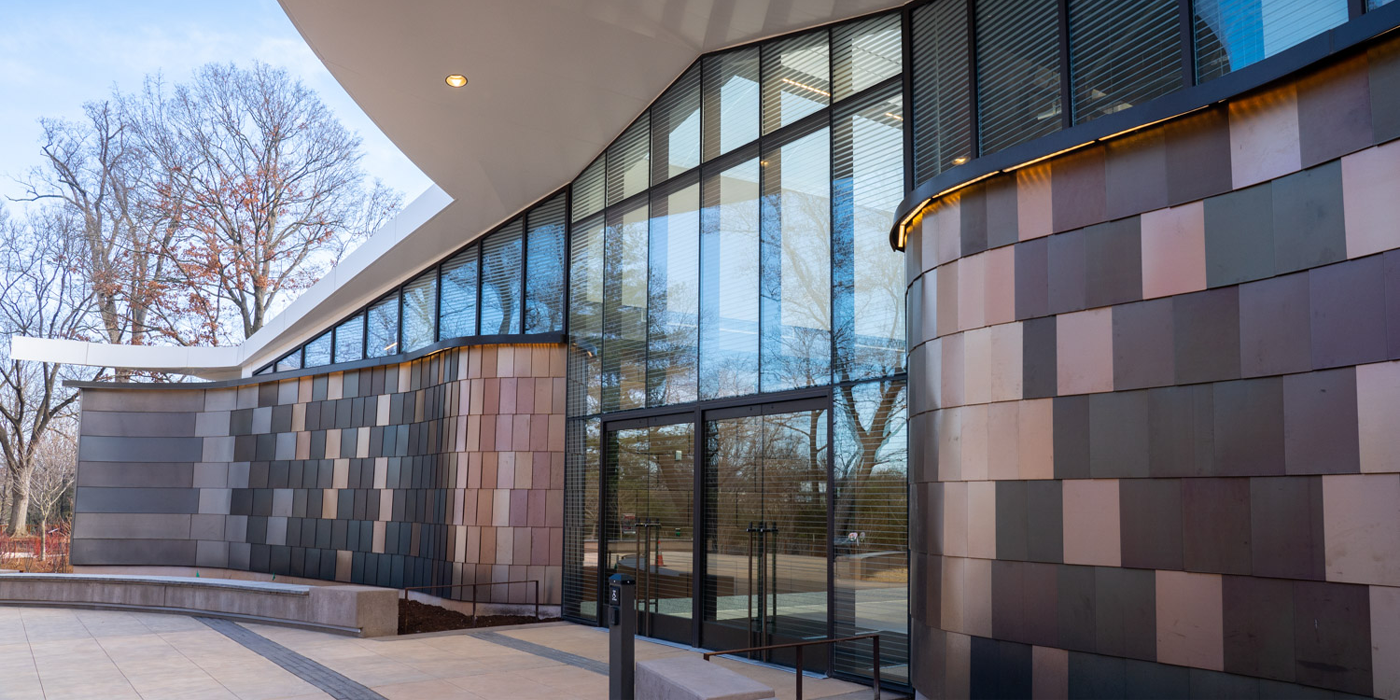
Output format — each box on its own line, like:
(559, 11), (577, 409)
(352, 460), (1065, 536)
(13, 0), (900, 377)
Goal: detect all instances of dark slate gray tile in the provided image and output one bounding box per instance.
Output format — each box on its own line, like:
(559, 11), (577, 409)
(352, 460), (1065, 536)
(1213, 378), (1285, 477)
(1022, 316), (1058, 399)
(1311, 256), (1389, 369)
(1054, 395), (1091, 480)
(1257, 679), (1344, 700)
(81, 411), (196, 438)
(1016, 237), (1050, 321)
(995, 482), (1028, 562)
(1298, 55), (1374, 167)
(77, 462), (193, 488)
(230, 408), (254, 435)
(1370, 36), (1400, 145)
(1026, 480), (1064, 564)
(969, 635), (1000, 700)
(1059, 564), (1098, 653)
(1105, 130), (1169, 221)
(1048, 228), (1087, 315)
(1293, 581), (1373, 697)
(1068, 652), (1126, 700)
(1119, 478), (1183, 571)
(1052, 145), (1108, 233)
(960, 182), (988, 256)
(1388, 250), (1400, 360)
(258, 382), (278, 408)
(1113, 298), (1175, 390)
(1174, 287), (1242, 385)
(994, 640), (1033, 700)
(1024, 562), (1060, 647)
(1224, 574), (1296, 682)
(1251, 476), (1326, 581)
(1148, 385), (1215, 478)
(1124, 659), (1191, 700)
(75, 487), (198, 514)
(81, 389), (205, 413)
(1272, 162), (1347, 275)
(1239, 272), (1313, 378)
(78, 436), (204, 463)
(271, 404), (294, 433)
(1084, 217), (1143, 309)
(1165, 106), (1234, 206)
(1094, 566), (1156, 661)
(1283, 368), (1360, 475)
(1089, 390), (1149, 478)
(992, 560), (1027, 644)
(986, 174), (1019, 249)
(1205, 183), (1275, 288)
(1190, 669), (1261, 699)
(1182, 477), (1252, 575)
(71, 539), (196, 567)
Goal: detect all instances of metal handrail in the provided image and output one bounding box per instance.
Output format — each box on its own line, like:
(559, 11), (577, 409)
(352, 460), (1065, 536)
(399, 579), (541, 625)
(702, 633), (882, 700)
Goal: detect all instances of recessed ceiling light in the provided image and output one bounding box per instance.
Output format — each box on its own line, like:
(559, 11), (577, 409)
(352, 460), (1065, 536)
(445, 74), (468, 88)
(952, 156), (969, 165)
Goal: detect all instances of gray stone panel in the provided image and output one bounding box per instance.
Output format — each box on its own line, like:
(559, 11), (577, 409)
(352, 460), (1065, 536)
(73, 513), (192, 540)
(77, 462), (193, 488)
(79, 436), (204, 463)
(75, 487), (199, 514)
(80, 411), (196, 438)
(82, 389), (205, 413)
(71, 538), (197, 566)
(1204, 183), (1274, 288)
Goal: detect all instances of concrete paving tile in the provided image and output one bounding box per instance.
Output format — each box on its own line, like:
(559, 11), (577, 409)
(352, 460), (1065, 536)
(373, 679), (483, 699)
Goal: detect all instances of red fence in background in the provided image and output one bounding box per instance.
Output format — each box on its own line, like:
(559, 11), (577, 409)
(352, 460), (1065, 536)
(0, 524), (71, 573)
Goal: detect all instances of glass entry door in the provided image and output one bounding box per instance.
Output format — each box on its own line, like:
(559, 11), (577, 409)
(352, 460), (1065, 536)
(703, 401), (829, 669)
(603, 420), (695, 644)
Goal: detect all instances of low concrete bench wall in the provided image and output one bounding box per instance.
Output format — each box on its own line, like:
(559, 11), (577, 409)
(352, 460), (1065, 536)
(636, 656), (776, 700)
(0, 573), (396, 636)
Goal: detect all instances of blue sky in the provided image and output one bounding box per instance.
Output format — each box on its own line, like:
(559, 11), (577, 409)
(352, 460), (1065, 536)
(0, 0), (431, 209)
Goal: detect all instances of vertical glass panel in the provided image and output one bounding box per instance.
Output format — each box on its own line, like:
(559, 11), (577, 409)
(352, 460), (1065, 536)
(525, 194), (568, 334)
(569, 215), (606, 416)
(699, 157), (761, 400)
(573, 154), (607, 222)
(481, 221), (523, 335)
(977, 0), (1063, 155)
(912, 0), (973, 181)
(366, 294), (399, 358)
(1195, 0), (1348, 82)
(303, 331), (332, 368)
(276, 351), (301, 373)
(563, 416), (601, 621)
(439, 246), (479, 339)
(761, 31), (830, 135)
(647, 179), (701, 406)
(702, 49), (761, 162)
(1071, 0), (1182, 124)
(832, 13), (903, 102)
(832, 379), (908, 685)
(652, 64), (702, 183)
(602, 201), (649, 413)
(760, 126), (831, 393)
(834, 88), (907, 381)
(401, 269), (437, 352)
(334, 314), (364, 364)
(608, 115), (651, 205)
(1371, 0), (1395, 8)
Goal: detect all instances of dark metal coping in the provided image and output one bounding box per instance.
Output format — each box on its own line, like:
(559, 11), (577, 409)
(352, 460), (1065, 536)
(888, 4), (1400, 250)
(66, 332), (566, 391)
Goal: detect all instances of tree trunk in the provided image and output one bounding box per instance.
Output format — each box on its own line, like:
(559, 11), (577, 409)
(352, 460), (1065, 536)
(6, 475), (31, 537)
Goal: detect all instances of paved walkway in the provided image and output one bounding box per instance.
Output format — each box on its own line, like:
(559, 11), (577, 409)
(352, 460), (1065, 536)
(0, 606), (887, 700)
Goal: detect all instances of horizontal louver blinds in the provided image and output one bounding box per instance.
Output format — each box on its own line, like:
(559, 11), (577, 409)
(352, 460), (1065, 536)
(526, 193), (568, 334)
(573, 155), (606, 222)
(1071, 0), (1182, 124)
(1193, 0), (1348, 82)
(333, 314), (364, 364)
(481, 220), (523, 335)
(401, 270), (437, 352)
(912, 0), (972, 182)
(651, 64), (702, 184)
(439, 246), (479, 339)
(702, 48), (761, 162)
(366, 295), (399, 358)
(832, 13), (903, 101)
(303, 331), (332, 367)
(608, 115), (650, 205)
(762, 31), (830, 135)
(977, 0), (1063, 155)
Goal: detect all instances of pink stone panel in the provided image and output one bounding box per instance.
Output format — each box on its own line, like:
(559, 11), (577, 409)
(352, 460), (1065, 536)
(936, 197), (963, 267)
(1229, 86), (1302, 189)
(984, 246), (1017, 327)
(938, 408), (964, 483)
(1141, 202), (1207, 300)
(943, 481), (969, 557)
(937, 260), (961, 339)
(1018, 164), (1053, 241)
(946, 632), (971, 699)
(964, 557), (993, 638)
(1343, 142), (1400, 259)
(1056, 308), (1114, 396)
(990, 323), (1024, 402)
(964, 328), (992, 405)
(961, 405), (989, 482)
(1373, 586), (1400, 700)
(1063, 479), (1121, 567)
(988, 402), (1020, 481)
(967, 481), (996, 560)
(1358, 361), (1400, 473)
(1032, 646), (1069, 700)
(1323, 473), (1400, 586)
(958, 252), (987, 332)
(942, 556), (966, 634)
(942, 333), (967, 409)
(1018, 399), (1055, 480)
(1156, 570), (1224, 670)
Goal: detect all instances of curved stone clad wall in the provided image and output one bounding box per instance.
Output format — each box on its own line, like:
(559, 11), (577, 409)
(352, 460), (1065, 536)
(73, 343), (566, 608)
(907, 37), (1400, 700)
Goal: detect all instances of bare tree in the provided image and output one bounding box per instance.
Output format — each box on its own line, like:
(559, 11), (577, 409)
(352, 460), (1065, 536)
(0, 206), (100, 535)
(27, 426), (77, 558)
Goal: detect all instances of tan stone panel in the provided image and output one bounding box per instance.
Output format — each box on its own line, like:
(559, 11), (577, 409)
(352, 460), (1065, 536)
(335, 550), (351, 582)
(1343, 141), (1400, 259)
(964, 557), (993, 638)
(946, 631), (971, 699)
(964, 327), (992, 406)
(943, 481), (968, 557)
(936, 197), (963, 267)
(938, 408), (963, 483)
(333, 459), (349, 489)
(327, 373), (342, 401)
(990, 322), (1024, 403)
(984, 245), (1017, 327)
(379, 490), (392, 522)
(1156, 570), (1224, 670)
(941, 555), (966, 633)
(942, 333), (966, 409)
(322, 489), (338, 519)
(988, 402), (1020, 481)
(1358, 361), (1400, 473)
(1141, 202), (1207, 300)
(967, 481), (996, 560)
(1063, 479), (1121, 567)
(1372, 585), (1400, 700)
(1018, 399), (1055, 480)
(937, 260), (960, 339)
(958, 252), (987, 332)
(921, 270), (940, 346)
(1323, 473), (1400, 586)
(962, 404), (989, 482)
(1056, 308), (1114, 396)
(1229, 85), (1302, 189)
(1018, 164), (1053, 242)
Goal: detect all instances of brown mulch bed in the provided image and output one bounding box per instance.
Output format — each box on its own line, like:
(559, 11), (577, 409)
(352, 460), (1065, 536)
(397, 598), (559, 635)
